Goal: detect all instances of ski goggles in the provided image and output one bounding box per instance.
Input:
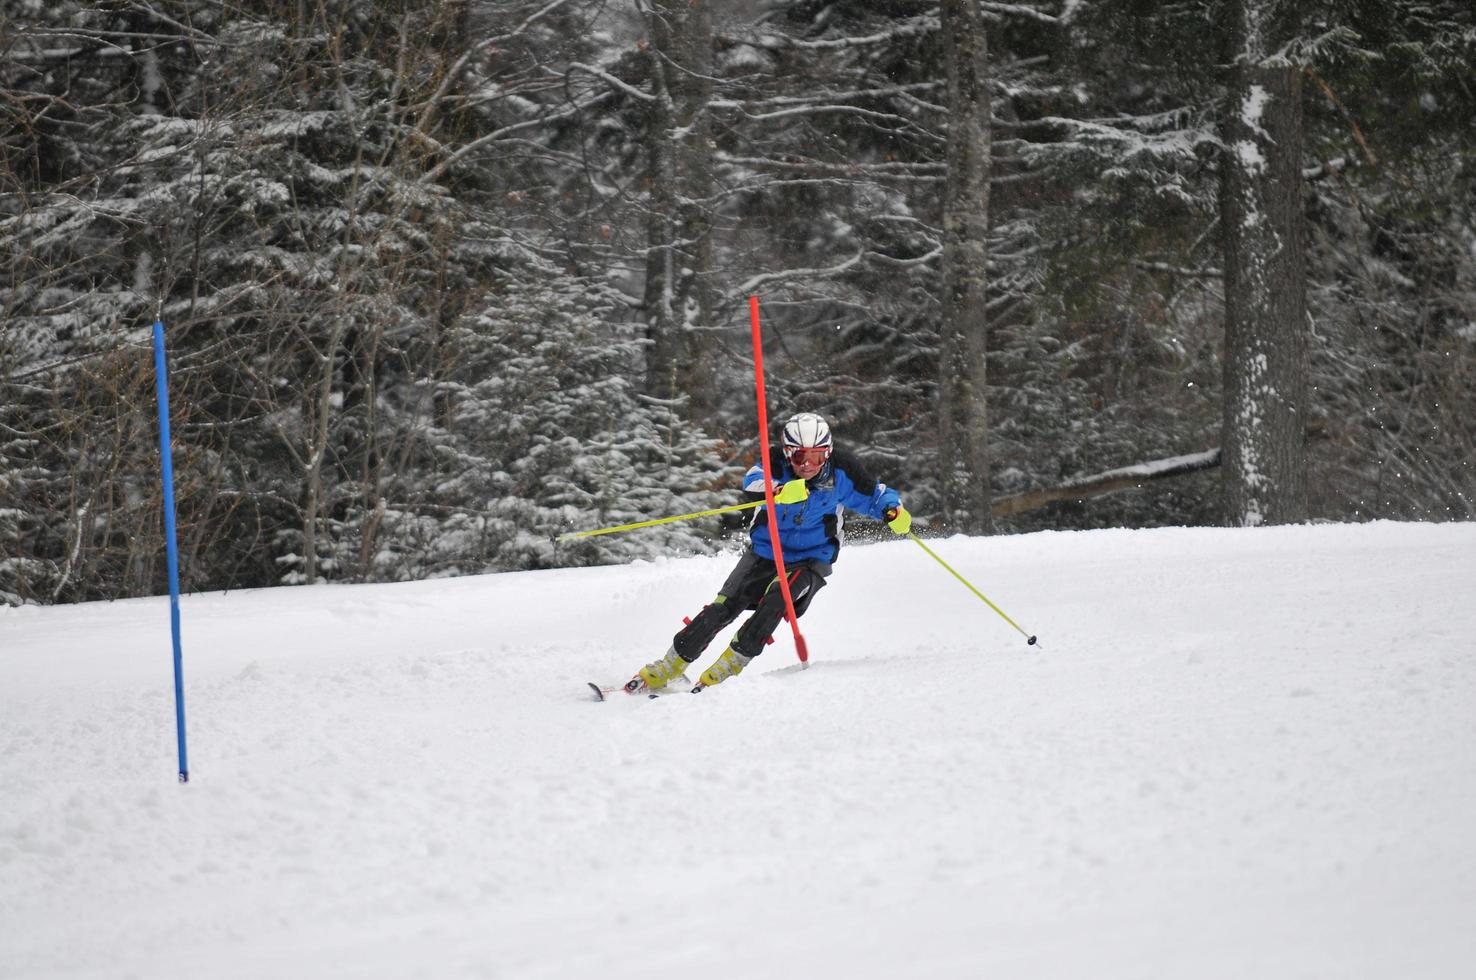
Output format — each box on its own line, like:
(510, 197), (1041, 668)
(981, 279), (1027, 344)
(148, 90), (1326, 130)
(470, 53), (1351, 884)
(784, 445), (831, 469)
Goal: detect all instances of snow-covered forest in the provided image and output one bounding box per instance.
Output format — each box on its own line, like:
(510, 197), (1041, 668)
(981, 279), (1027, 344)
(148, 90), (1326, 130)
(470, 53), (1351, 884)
(3, 1), (1474, 604)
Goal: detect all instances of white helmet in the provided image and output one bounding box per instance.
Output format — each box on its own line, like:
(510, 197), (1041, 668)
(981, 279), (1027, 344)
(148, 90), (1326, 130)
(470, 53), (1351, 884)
(782, 412), (832, 451)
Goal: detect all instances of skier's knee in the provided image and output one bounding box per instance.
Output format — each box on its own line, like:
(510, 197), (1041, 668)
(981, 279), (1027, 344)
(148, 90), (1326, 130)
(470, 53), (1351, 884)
(673, 600), (737, 659)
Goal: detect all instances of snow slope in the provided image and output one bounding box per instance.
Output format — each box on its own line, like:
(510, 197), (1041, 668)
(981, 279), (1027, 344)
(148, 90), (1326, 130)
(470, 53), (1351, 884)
(3, 522), (1475, 980)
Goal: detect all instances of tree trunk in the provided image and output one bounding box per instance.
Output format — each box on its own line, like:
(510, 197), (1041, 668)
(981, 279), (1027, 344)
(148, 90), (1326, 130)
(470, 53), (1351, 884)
(302, 318), (347, 585)
(938, 0), (994, 533)
(640, 0), (715, 411)
(1219, 0), (1309, 526)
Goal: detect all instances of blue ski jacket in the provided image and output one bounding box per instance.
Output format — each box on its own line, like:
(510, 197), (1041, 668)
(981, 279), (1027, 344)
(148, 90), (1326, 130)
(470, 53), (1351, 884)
(744, 445), (901, 563)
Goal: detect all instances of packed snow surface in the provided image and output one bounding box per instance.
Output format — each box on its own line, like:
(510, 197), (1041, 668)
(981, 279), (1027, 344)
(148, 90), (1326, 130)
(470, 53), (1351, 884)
(3, 522), (1474, 979)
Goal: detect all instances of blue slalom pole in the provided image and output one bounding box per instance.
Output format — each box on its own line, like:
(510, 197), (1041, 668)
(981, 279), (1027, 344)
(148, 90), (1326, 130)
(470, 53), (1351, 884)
(152, 320), (189, 783)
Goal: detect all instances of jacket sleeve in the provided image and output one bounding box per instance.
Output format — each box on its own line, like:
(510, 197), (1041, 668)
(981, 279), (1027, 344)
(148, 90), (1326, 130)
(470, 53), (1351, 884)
(829, 447), (901, 519)
(742, 446), (788, 495)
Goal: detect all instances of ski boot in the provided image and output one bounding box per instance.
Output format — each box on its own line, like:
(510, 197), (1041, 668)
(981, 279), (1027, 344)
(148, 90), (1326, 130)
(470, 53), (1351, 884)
(629, 647), (691, 694)
(696, 647), (752, 689)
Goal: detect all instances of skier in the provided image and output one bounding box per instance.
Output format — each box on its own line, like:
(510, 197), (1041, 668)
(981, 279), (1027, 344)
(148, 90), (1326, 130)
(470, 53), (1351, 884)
(631, 412), (912, 691)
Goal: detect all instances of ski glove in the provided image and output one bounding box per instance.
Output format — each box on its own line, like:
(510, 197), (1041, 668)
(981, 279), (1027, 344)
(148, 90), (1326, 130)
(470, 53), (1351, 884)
(884, 505), (911, 535)
(774, 480), (809, 505)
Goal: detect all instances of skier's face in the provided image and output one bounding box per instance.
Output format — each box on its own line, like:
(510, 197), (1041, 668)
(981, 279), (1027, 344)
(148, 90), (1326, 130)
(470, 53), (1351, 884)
(786, 446), (830, 480)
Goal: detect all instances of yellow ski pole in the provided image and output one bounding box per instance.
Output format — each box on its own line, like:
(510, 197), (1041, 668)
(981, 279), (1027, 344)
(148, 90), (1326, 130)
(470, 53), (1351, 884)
(906, 533), (1039, 646)
(557, 499), (763, 542)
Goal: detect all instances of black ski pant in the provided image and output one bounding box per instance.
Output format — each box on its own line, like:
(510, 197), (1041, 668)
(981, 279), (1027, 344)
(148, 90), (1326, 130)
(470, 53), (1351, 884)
(672, 548), (832, 662)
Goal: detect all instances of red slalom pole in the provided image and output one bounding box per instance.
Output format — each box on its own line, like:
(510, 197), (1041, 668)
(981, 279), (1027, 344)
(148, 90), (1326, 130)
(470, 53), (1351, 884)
(749, 295), (809, 664)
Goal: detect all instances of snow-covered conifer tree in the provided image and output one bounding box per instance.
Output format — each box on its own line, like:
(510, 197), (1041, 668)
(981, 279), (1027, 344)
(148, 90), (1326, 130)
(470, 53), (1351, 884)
(358, 274), (733, 579)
